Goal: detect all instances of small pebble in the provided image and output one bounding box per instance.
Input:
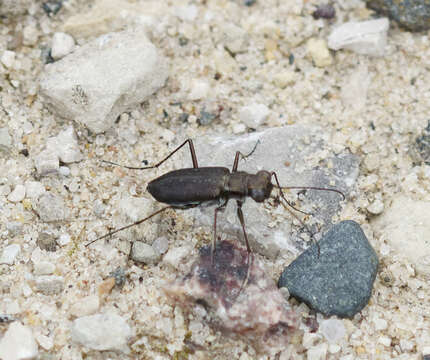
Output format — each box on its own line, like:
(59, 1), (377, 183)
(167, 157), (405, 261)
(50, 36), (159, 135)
(25, 181), (46, 199)
(152, 236), (169, 255)
(319, 319), (346, 343)
(7, 221), (23, 236)
(98, 277), (115, 297)
(35, 275), (64, 295)
(0, 127), (13, 151)
(131, 241), (160, 264)
(35, 333), (54, 351)
(33, 261), (55, 275)
(306, 38), (332, 67)
(51, 32), (75, 60)
(0, 244), (21, 265)
(410, 120), (430, 165)
(188, 80), (210, 101)
(109, 267), (126, 287)
(46, 126), (83, 163)
(163, 245), (192, 269)
(238, 103), (270, 128)
(71, 313), (132, 352)
(69, 295), (100, 318)
(7, 184), (26, 203)
(37, 231), (57, 251)
(35, 192), (68, 222)
(0, 322), (38, 360)
(328, 18), (389, 57)
(313, 3), (335, 19)
(278, 221), (379, 318)
(42, 0), (63, 15)
(367, 199), (384, 215)
(1, 50), (15, 69)
(34, 149), (59, 175)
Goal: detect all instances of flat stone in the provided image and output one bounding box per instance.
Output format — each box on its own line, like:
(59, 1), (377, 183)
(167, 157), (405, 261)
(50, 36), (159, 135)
(69, 295), (100, 318)
(178, 126), (359, 259)
(278, 221), (378, 318)
(328, 18), (389, 57)
(40, 29), (168, 133)
(0, 322), (38, 360)
(71, 313), (131, 352)
(372, 196), (430, 276)
(0, 127), (12, 153)
(25, 181), (46, 199)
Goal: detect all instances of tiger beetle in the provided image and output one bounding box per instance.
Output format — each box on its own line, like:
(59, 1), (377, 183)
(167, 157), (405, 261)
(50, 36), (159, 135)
(86, 139), (345, 267)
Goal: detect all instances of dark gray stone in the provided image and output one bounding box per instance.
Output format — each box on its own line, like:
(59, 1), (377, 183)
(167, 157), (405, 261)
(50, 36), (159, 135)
(410, 120), (430, 165)
(366, 0), (430, 32)
(278, 220), (378, 318)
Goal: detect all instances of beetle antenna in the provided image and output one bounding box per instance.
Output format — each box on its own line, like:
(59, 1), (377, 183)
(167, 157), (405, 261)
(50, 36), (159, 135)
(100, 159), (153, 170)
(278, 185), (345, 200)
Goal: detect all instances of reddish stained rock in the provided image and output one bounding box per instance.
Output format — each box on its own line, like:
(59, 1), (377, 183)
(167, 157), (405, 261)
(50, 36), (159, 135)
(164, 240), (299, 353)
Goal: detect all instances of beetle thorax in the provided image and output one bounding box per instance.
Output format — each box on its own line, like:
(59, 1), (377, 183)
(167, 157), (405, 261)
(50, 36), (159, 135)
(247, 170), (273, 202)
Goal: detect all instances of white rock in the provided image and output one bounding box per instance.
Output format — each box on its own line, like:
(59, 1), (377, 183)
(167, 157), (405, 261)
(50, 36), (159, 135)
(372, 196), (430, 276)
(40, 29), (168, 133)
(34, 149), (59, 175)
(320, 319), (346, 343)
(238, 103), (270, 128)
(273, 71), (296, 88)
(188, 80), (210, 101)
(0, 127), (13, 151)
(223, 23), (248, 54)
(0, 244), (21, 265)
(35, 275), (65, 295)
(0, 322), (38, 359)
(25, 181), (46, 199)
(7, 184), (26, 203)
(33, 261), (55, 275)
(307, 343), (328, 360)
(163, 246), (192, 269)
(58, 166), (71, 176)
(378, 336), (391, 347)
(71, 313), (131, 352)
(175, 4), (198, 21)
(306, 38), (332, 67)
(57, 233), (71, 246)
(152, 236), (169, 255)
(51, 32), (75, 60)
(35, 333), (54, 351)
(46, 126), (83, 163)
(69, 295), (100, 318)
(328, 18), (389, 57)
(1, 50), (15, 68)
(35, 192), (68, 222)
(367, 199), (384, 215)
(23, 24), (39, 46)
(131, 241), (160, 264)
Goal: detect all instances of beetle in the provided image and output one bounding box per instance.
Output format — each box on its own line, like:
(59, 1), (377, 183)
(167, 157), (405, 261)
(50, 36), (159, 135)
(86, 139), (345, 263)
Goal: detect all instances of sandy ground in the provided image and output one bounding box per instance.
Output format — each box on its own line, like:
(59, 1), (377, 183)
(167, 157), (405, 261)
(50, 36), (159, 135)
(0, 0), (430, 359)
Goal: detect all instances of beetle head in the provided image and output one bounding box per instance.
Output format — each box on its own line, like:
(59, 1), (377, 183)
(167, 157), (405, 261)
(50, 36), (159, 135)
(248, 170), (273, 202)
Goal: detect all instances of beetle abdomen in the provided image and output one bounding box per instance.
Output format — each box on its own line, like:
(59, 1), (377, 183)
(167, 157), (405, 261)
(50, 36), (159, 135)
(147, 167), (230, 206)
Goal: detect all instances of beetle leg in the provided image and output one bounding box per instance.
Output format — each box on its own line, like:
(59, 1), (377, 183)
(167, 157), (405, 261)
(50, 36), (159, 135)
(101, 139), (199, 170)
(232, 140), (260, 172)
(212, 198), (229, 264)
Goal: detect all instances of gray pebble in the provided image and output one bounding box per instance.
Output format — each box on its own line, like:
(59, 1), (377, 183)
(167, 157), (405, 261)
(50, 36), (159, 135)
(278, 220), (378, 318)
(152, 236), (169, 255)
(34, 149), (59, 175)
(109, 267), (126, 287)
(35, 275), (64, 295)
(35, 192), (68, 222)
(37, 232), (57, 252)
(366, 0), (430, 31)
(410, 120), (430, 165)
